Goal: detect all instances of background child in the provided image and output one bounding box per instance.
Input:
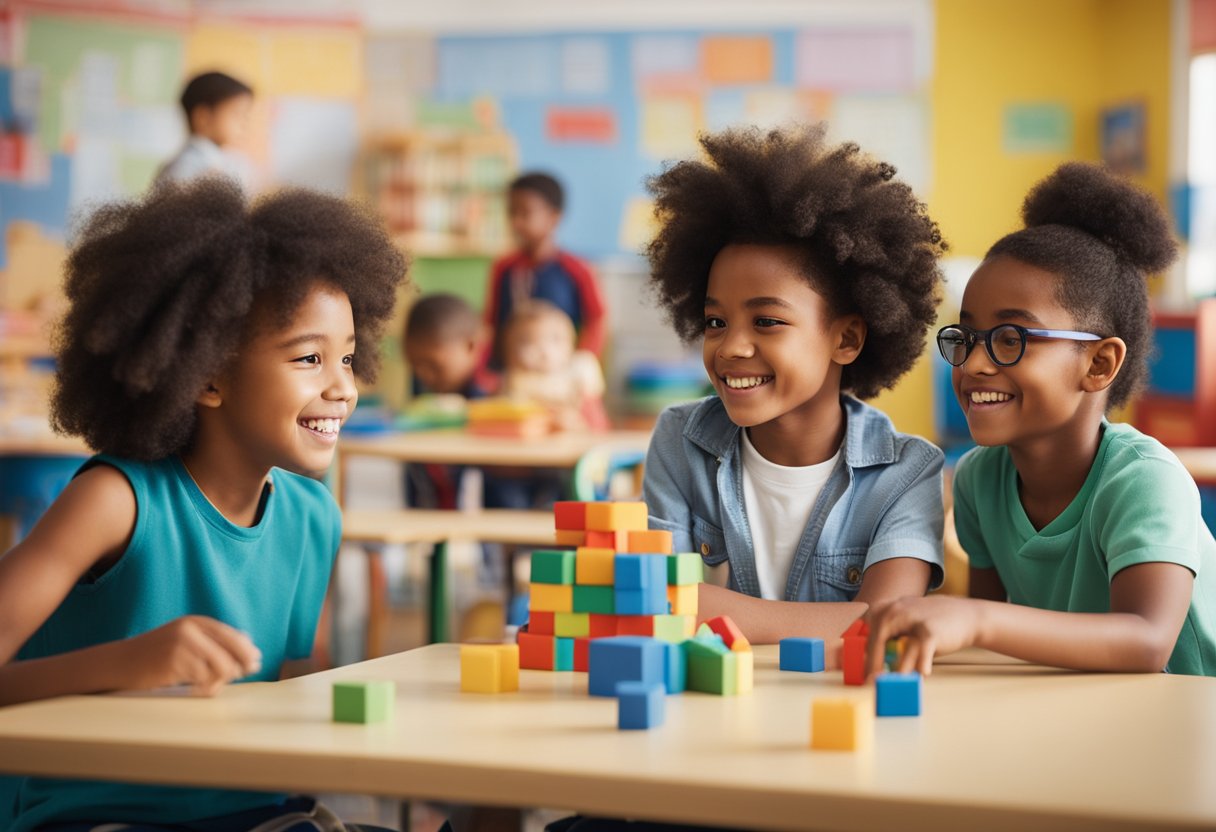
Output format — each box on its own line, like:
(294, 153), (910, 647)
(483, 172), (607, 370)
(503, 299), (608, 432)
(643, 125), (948, 644)
(0, 179), (405, 830)
(866, 162), (1216, 677)
(154, 71), (254, 189)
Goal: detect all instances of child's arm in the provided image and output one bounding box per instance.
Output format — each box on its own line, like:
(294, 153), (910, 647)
(698, 584), (866, 645)
(863, 561), (1194, 677)
(0, 466), (260, 706)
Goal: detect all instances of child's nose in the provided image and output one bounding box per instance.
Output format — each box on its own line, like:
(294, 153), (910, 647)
(961, 339), (998, 374)
(719, 328), (755, 359)
(325, 365), (358, 401)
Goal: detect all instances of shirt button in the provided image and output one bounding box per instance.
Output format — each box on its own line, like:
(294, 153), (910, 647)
(701, 543), (711, 556)
(847, 566), (862, 585)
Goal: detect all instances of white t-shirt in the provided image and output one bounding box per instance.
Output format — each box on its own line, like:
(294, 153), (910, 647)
(740, 428), (841, 600)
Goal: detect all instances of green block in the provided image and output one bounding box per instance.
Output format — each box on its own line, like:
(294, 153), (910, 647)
(555, 637), (575, 671)
(555, 612), (590, 638)
(652, 614), (691, 643)
(687, 650), (737, 696)
(332, 680), (395, 724)
(668, 553), (704, 586)
(531, 550), (575, 585)
(573, 585), (615, 614)
(686, 634), (728, 657)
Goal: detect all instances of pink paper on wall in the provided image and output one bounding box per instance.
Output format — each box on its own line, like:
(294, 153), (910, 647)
(1194, 0), (1216, 52)
(796, 27), (915, 92)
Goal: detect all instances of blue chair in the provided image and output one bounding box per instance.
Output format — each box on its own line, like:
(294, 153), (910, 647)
(0, 454), (88, 545)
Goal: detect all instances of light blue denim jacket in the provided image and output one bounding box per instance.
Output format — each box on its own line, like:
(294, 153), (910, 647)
(642, 395), (945, 601)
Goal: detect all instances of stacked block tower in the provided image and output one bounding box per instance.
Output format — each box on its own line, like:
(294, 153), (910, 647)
(466, 398), (550, 439)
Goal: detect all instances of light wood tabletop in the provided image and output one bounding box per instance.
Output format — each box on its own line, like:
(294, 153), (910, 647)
(0, 433), (91, 456)
(1, 644), (1214, 832)
(337, 428), (652, 469)
(342, 508), (555, 547)
(1172, 447), (1216, 482)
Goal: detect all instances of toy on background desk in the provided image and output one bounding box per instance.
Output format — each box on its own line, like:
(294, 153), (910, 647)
(332, 680), (395, 724)
(466, 398), (551, 440)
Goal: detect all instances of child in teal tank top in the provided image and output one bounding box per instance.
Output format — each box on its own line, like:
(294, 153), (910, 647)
(0, 179), (407, 830)
(865, 162), (1216, 677)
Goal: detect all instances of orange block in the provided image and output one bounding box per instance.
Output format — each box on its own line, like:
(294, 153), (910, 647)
(811, 698), (872, 751)
(518, 633), (555, 670)
(731, 635), (752, 653)
(555, 530), (586, 547)
(585, 529), (629, 551)
(585, 501), (648, 532)
(554, 502), (587, 531)
(575, 547), (616, 585)
(626, 530), (673, 554)
(667, 584), (698, 616)
(705, 615), (746, 649)
(530, 584), (573, 613)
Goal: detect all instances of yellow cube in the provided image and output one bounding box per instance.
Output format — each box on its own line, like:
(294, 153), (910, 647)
(735, 648), (754, 694)
(667, 584), (699, 616)
(575, 547), (616, 585)
(460, 644), (519, 693)
(811, 699), (873, 751)
(585, 501), (648, 532)
(530, 583), (574, 612)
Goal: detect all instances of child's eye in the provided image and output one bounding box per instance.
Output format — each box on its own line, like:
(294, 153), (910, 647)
(704, 316), (726, 330)
(343, 355), (355, 367)
(755, 317), (784, 328)
(295, 354), (321, 365)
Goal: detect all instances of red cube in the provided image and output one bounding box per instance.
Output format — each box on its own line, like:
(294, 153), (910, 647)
(529, 611), (555, 635)
(519, 632), (555, 670)
(573, 637), (591, 672)
(842, 635), (866, 686)
(588, 614), (619, 638)
(554, 501), (587, 531)
(617, 615), (655, 637)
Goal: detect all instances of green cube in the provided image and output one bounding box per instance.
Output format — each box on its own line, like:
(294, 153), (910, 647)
(555, 637), (575, 671)
(332, 680), (395, 724)
(668, 553), (704, 586)
(555, 612), (590, 638)
(652, 614), (691, 643)
(687, 649), (737, 696)
(531, 550), (575, 585)
(573, 585), (615, 614)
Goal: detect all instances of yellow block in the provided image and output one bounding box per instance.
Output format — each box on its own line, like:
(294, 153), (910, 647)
(667, 584), (698, 616)
(735, 648), (753, 694)
(575, 547), (616, 585)
(811, 699), (873, 751)
(585, 502), (648, 533)
(460, 644), (519, 693)
(529, 584), (573, 613)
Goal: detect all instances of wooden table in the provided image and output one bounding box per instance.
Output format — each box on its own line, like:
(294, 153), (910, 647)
(1173, 447), (1216, 482)
(1, 644), (1214, 832)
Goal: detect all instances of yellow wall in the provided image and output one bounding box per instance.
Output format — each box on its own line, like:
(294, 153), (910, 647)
(873, 0), (1171, 440)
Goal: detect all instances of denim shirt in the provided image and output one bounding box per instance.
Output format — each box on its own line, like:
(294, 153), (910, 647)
(642, 395), (945, 601)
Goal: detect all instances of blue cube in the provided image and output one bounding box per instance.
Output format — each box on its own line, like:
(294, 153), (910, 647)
(616, 681), (665, 730)
(615, 583), (668, 615)
(662, 640), (686, 694)
(779, 637), (825, 673)
(876, 672), (922, 716)
(555, 637), (574, 671)
(588, 636), (666, 697)
(614, 554), (667, 590)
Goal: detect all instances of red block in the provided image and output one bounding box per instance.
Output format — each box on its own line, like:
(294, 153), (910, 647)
(519, 632), (555, 670)
(585, 529), (629, 550)
(554, 501), (587, 531)
(573, 637), (591, 672)
(705, 615), (746, 649)
(617, 615), (655, 637)
(842, 635), (866, 686)
(588, 614), (619, 638)
(530, 611), (555, 636)
(843, 618), (870, 638)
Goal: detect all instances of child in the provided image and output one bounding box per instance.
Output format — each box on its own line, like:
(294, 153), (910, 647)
(404, 292), (488, 399)
(0, 179), (406, 830)
(642, 125), (948, 644)
(866, 162), (1216, 677)
(483, 172), (607, 366)
(502, 299), (608, 432)
(154, 71), (254, 189)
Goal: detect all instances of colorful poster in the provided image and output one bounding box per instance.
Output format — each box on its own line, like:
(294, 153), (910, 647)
(1003, 102), (1073, 154)
(702, 36), (773, 85)
(640, 93), (702, 160)
(631, 35), (699, 91)
(797, 27), (916, 92)
(547, 107), (616, 143)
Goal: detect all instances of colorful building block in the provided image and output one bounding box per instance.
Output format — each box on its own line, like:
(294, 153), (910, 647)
(530, 550), (575, 585)
(842, 635), (866, 686)
(695, 622), (714, 638)
(332, 681), (395, 724)
(585, 501), (648, 532)
(574, 637), (591, 672)
(652, 614), (694, 643)
(460, 644), (520, 694)
(616, 681), (665, 730)
(662, 641), (686, 694)
(588, 614), (620, 637)
(843, 618), (870, 638)
(884, 637), (907, 671)
(692, 631), (726, 650)
(573, 585), (615, 614)
(529, 611), (555, 635)
(735, 648), (753, 694)
(667, 552), (704, 586)
(615, 584), (668, 615)
(626, 530), (673, 554)
(519, 632), (556, 670)
(705, 616), (746, 650)
(876, 672), (922, 717)
(614, 553), (667, 590)
(575, 547), (616, 585)
(686, 643), (738, 695)
(586, 529), (629, 550)
(811, 698), (873, 751)
(555, 637), (575, 671)
(779, 638), (825, 673)
(554, 501), (587, 531)
(588, 636), (666, 697)
(530, 583), (573, 613)
(555, 612), (590, 638)
(555, 530), (586, 547)
(617, 615), (655, 637)
(667, 584), (698, 616)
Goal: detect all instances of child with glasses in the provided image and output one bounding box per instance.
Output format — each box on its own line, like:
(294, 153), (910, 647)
(866, 162), (1216, 677)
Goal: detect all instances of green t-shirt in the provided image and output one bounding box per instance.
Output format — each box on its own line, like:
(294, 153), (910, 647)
(954, 422), (1216, 677)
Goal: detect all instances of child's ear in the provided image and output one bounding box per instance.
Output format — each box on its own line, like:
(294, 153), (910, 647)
(832, 314), (867, 366)
(1081, 337), (1127, 393)
(197, 382), (223, 409)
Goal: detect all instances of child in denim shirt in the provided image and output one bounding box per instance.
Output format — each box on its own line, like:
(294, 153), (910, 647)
(642, 125), (948, 643)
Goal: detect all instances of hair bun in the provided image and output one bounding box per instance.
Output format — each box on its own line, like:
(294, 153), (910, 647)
(1021, 161), (1177, 275)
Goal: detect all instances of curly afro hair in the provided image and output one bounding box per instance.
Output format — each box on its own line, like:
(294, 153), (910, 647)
(52, 178), (408, 460)
(645, 124), (946, 399)
(986, 162), (1177, 409)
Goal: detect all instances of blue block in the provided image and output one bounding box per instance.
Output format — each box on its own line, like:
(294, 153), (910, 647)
(555, 637), (574, 671)
(662, 640), (686, 694)
(615, 583), (667, 615)
(614, 553), (667, 590)
(588, 636), (666, 697)
(779, 637), (825, 673)
(616, 681), (665, 730)
(876, 672), (922, 716)
(688, 633), (727, 653)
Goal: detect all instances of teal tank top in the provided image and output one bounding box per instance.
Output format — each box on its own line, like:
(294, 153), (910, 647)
(6, 454), (341, 831)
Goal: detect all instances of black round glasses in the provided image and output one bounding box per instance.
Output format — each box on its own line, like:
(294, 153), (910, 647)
(936, 323), (1104, 367)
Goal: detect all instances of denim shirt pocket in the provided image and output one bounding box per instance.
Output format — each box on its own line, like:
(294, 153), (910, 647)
(812, 548), (867, 602)
(691, 514), (730, 566)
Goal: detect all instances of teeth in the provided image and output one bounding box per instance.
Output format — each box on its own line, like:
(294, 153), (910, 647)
(970, 391), (1012, 404)
(725, 376), (771, 389)
(302, 418), (340, 434)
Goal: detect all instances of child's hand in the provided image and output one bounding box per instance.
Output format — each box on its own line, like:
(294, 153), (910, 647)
(122, 616), (262, 696)
(864, 596), (984, 678)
